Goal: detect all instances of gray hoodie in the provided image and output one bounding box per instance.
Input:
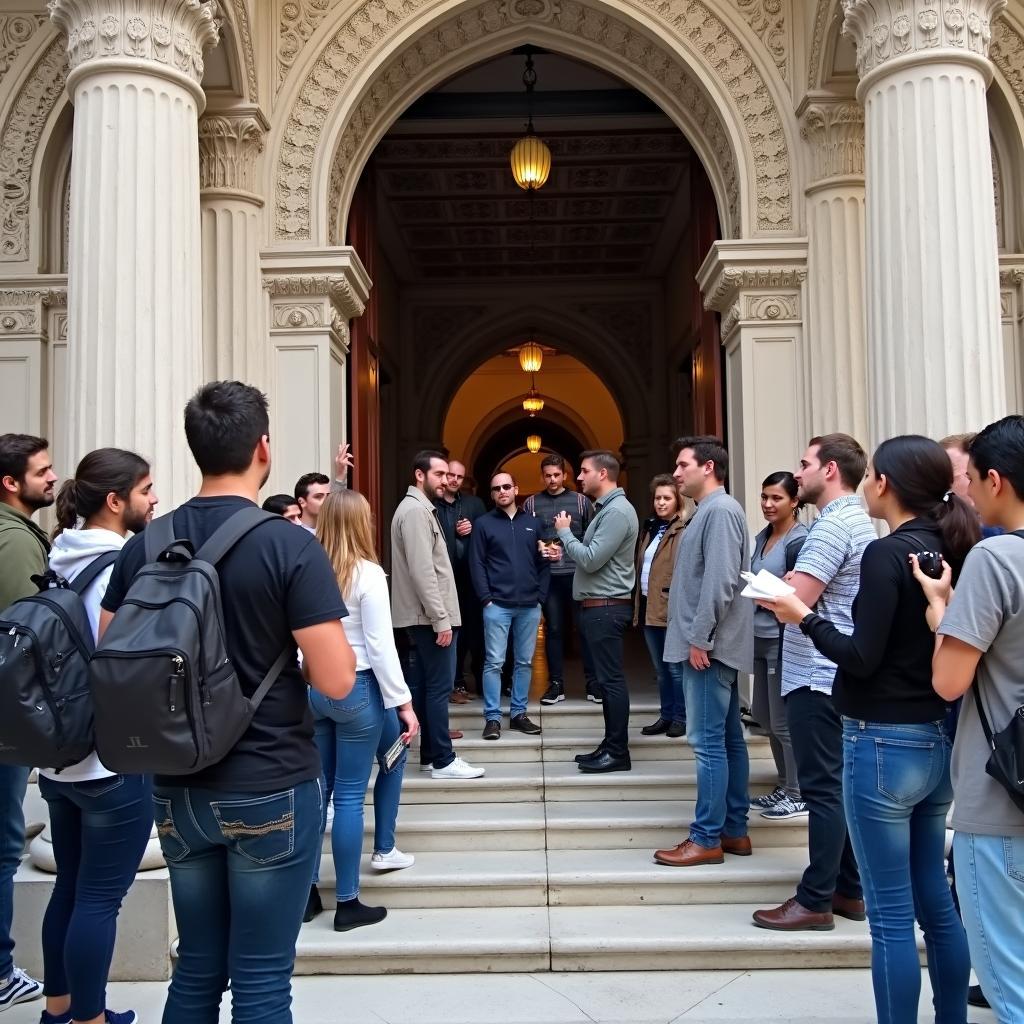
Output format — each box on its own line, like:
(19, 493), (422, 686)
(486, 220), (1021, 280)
(664, 487), (753, 674)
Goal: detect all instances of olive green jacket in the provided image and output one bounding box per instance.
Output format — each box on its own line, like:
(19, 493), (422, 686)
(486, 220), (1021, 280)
(0, 502), (50, 611)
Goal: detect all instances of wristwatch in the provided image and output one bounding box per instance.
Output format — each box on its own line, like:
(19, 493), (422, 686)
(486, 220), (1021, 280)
(798, 613), (817, 635)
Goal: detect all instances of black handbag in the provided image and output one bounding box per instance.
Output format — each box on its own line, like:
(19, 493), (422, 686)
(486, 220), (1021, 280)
(972, 684), (1024, 813)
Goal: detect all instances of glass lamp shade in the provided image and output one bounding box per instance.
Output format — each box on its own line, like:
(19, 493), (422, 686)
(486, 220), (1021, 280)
(510, 135), (552, 191)
(522, 388), (544, 415)
(519, 341), (544, 373)
(526, 434), (542, 454)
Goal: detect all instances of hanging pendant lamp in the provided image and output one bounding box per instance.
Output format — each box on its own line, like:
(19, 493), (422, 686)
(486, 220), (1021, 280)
(510, 49), (552, 191)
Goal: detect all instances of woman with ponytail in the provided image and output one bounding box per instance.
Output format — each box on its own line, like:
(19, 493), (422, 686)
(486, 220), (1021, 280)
(764, 435), (978, 1024)
(39, 448), (157, 1024)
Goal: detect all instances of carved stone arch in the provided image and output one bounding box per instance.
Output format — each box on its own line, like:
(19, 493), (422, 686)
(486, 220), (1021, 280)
(0, 29), (68, 267)
(988, 69), (1024, 252)
(269, 0), (800, 245)
(39, 103), (73, 274)
(413, 305), (651, 448)
(205, 0), (259, 104)
(807, 0), (841, 89)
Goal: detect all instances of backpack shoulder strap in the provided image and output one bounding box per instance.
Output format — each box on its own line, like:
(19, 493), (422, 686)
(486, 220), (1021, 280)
(69, 549), (120, 597)
(194, 507), (277, 566)
(972, 685), (996, 749)
(145, 512), (179, 563)
(248, 647), (294, 712)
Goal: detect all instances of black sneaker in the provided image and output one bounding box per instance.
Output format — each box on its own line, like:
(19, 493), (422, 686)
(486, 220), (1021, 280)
(586, 685), (603, 704)
(483, 720), (501, 740)
(666, 719), (687, 738)
(967, 985), (990, 1009)
(540, 681), (565, 705)
(510, 714), (542, 735)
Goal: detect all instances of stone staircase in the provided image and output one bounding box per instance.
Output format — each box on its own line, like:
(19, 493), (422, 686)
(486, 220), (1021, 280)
(294, 698), (879, 974)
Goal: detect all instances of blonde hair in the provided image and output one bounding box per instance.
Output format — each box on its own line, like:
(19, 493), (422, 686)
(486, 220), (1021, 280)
(315, 489), (379, 597)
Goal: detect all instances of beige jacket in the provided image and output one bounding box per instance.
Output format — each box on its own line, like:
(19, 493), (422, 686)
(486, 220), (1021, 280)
(390, 486), (461, 631)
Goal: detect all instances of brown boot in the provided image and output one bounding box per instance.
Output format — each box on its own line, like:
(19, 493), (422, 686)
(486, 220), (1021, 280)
(721, 835), (752, 856)
(832, 892), (867, 921)
(752, 897), (835, 931)
(653, 838), (724, 867)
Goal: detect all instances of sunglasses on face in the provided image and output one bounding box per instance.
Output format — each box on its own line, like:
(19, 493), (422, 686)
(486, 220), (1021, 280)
(491, 483), (514, 492)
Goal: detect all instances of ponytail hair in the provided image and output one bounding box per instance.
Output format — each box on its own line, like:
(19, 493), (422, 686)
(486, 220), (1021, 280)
(52, 447), (150, 539)
(871, 435), (980, 571)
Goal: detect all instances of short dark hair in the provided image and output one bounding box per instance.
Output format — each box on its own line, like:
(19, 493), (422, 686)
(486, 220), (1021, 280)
(579, 450), (620, 481)
(491, 470), (517, 487)
(969, 415), (1024, 501)
(649, 473), (677, 495)
(412, 450), (446, 477)
(0, 433), (49, 485)
(540, 454), (565, 472)
(761, 470), (799, 502)
(672, 435), (728, 482)
(809, 433), (866, 491)
(294, 473), (329, 502)
(184, 381), (269, 476)
(263, 493), (299, 516)
(54, 448), (150, 537)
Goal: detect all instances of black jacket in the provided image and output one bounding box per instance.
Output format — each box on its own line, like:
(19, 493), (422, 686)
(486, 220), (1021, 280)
(434, 493), (487, 568)
(468, 508), (550, 607)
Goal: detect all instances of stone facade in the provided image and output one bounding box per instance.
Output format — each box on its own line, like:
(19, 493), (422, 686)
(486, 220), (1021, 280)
(0, 0), (1020, 515)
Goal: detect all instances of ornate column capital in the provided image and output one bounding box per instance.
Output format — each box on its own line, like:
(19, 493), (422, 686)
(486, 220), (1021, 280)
(841, 0), (1007, 87)
(48, 0), (221, 98)
(799, 97), (865, 181)
(199, 107), (268, 195)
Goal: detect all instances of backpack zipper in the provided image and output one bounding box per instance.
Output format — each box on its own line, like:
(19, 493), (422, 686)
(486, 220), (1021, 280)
(2, 624), (64, 745)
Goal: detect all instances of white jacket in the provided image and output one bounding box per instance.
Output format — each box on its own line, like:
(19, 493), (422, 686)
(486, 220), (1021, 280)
(40, 527), (126, 782)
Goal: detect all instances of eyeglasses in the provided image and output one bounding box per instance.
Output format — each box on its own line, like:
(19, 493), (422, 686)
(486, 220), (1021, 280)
(491, 483), (514, 492)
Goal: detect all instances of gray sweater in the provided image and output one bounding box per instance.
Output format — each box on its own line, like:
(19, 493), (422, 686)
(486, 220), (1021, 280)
(664, 487), (753, 674)
(556, 487), (638, 600)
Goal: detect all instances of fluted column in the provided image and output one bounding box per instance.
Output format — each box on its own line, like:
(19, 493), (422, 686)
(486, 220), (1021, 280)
(799, 98), (869, 445)
(843, 0), (1006, 442)
(50, 1), (220, 506)
(200, 108), (268, 388)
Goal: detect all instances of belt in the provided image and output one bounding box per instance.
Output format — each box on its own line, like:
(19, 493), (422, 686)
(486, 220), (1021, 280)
(580, 597), (632, 608)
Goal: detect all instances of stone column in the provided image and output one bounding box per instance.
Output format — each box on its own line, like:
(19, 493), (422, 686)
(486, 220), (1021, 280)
(49, 1), (220, 506)
(698, 240), (809, 524)
(199, 107), (269, 388)
(842, 0), (1007, 442)
(798, 97), (869, 445)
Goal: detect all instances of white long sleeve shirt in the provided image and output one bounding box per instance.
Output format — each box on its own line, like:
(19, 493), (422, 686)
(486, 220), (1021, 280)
(343, 560), (412, 709)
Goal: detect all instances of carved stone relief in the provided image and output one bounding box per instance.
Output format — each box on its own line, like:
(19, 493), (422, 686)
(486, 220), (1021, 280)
(275, 0), (794, 244)
(277, 0), (340, 89)
(48, 0), (221, 88)
(991, 135), (1003, 250)
(228, 0), (259, 103)
(0, 37), (67, 263)
(732, 0), (788, 81)
(0, 287), (67, 333)
(0, 14), (48, 89)
(199, 113), (265, 192)
(808, 0), (839, 88)
(264, 272), (365, 349)
(991, 18), (1024, 117)
(800, 101), (864, 180)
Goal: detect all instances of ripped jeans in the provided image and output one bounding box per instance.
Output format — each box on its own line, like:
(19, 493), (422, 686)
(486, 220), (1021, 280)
(152, 779), (322, 1024)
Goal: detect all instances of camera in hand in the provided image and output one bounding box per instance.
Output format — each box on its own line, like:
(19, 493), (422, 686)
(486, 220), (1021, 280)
(915, 550), (944, 580)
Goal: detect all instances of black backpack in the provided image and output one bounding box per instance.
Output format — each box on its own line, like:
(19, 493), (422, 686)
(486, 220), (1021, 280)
(89, 508), (292, 775)
(0, 550), (119, 769)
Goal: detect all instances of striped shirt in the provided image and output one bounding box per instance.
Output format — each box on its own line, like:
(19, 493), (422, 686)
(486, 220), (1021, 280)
(780, 494), (874, 697)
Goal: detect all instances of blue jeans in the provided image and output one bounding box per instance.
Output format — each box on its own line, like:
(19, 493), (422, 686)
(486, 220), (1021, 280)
(310, 671), (406, 899)
(643, 625), (685, 724)
(682, 660), (749, 848)
(842, 720), (969, 1024)
(482, 603), (542, 721)
(0, 765), (28, 981)
(38, 773), (153, 1020)
(954, 831), (1024, 1022)
(406, 626), (458, 770)
(153, 778), (322, 1024)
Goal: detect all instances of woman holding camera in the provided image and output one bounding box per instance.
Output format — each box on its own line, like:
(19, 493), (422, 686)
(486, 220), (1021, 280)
(305, 489), (419, 932)
(764, 435), (978, 1024)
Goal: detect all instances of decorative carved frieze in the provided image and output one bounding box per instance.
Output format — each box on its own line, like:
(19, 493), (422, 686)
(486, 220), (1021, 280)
(199, 112), (266, 193)
(277, 0), (338, 89)
(732, 0), (788, 81)
(720, 293), (801, 339)
(264, 273), (366, 320)
(0, 287), (68, 334)
(807, 0), (838, 88)
(228, 0), (258, 103)
(841, 0), (1006, 81)
(991, 18), (1024, 118)
(276, 0), (793, 243)
(0, 14), (48, 88)
(702, 267), (807, 314)
(48, 0), (221, 88)
(0, 38), (67, 263)
(800, 101), (865, 180)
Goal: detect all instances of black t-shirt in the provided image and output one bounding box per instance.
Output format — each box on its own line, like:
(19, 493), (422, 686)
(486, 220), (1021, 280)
(101, 496), (347, 791)
(804, 519), (951, 723)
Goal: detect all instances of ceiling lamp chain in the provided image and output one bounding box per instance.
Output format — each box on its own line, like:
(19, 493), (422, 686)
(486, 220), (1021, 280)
(522, 372), (545, 416)
(510, 48), (552, 192)
(526, 434), (542, 454)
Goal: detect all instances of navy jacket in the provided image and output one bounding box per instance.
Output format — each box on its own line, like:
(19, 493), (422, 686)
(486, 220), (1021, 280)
(469, 508), (551, 607)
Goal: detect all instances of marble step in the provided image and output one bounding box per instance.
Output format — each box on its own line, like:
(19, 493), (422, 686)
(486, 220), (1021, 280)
(359, 801), (547, 852)
(541, 730), (772, 762)
(315, 850), (548, 908)
(545, 799), (809, 850)
(371, 761), (543, 804)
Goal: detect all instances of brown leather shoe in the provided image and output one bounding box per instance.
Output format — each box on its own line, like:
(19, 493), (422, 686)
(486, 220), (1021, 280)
(653, 838), (724, 867)
(721, 835), (753, 856)
(449, 691), (471, 705)
(753, 897), (835, 931)
(832, 892), (867, 921)
(448, 729), (464, 740)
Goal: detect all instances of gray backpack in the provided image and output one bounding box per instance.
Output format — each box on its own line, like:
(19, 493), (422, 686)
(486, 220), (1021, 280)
(0, 551), (118, 769)
(89, 508), (291, 775)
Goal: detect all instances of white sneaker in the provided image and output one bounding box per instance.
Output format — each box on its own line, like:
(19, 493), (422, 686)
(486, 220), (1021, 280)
(431, 756), (485, 780)
(371, 847), (415, 871)
(0, 966), (42, 1011)
(419, 763), (433, 772)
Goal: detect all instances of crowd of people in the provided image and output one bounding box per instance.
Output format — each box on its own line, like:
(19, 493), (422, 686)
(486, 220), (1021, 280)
(0, 381), (1022, 1024)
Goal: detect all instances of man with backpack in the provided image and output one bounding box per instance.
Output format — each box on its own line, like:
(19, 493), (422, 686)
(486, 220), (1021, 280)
(916, 415), (1024, 1023)
(97, 382), (356, 1024)
(0, 433), (57, 1012)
